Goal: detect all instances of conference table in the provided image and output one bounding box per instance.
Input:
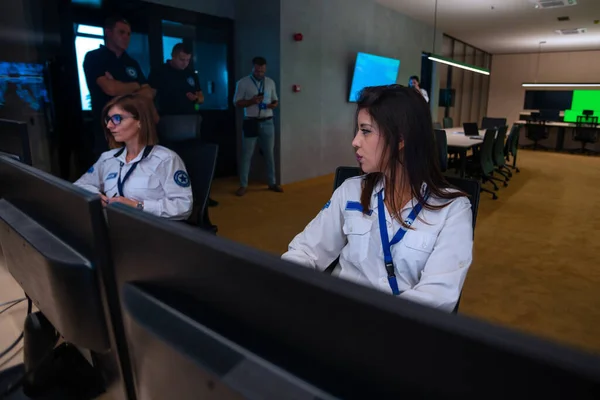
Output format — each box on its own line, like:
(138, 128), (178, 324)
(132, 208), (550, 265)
(443, 127), (485, 177)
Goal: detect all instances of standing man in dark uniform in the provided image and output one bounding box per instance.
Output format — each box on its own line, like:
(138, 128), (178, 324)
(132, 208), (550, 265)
(149, 43), (219, 218)
(149, 43), (204, 115)
(83, 15), (155, 162)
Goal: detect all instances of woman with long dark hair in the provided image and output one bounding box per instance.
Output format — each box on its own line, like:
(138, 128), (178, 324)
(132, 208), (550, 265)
(282, 85), (473, 312)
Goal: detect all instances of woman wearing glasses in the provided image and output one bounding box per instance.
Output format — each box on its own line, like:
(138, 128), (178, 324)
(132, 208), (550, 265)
(74, 94), (193, 220)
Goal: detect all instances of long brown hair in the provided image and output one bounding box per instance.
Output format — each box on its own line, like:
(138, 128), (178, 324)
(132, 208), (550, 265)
(102, 94), (158, 149)
(356, 85), (465, 226)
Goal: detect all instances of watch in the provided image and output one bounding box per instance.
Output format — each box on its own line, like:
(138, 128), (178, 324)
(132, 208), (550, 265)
(136, 201), (144, 210)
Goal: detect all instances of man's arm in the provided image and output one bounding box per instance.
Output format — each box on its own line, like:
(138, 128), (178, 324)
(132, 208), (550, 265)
(233, 79), (259, 108)
(267, 80), (279, 109)
(96, 74), (141, 97)
(136, 84), (156, 99)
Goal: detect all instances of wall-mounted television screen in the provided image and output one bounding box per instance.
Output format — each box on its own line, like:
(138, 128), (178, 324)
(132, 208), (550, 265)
(0, 62), (49, 117)
(563, 90), (600, 123)
(348, 52), (400, 102)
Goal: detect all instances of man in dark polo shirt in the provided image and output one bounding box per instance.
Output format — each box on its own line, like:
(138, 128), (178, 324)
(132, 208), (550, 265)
(83, 15), (154, 159)
(149, 43), (204, 115)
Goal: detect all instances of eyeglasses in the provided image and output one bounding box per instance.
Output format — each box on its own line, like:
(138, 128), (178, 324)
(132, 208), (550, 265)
(104, 114), (135, 126)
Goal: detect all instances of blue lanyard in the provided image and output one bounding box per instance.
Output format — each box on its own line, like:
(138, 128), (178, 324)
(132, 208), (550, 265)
(377, 190), (428, 295)
(250, 76), (264, 93)
(115, 146), (153, 197)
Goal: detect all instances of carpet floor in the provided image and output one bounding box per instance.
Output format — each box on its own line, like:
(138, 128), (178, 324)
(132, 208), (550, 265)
(209, 149), (600, 355)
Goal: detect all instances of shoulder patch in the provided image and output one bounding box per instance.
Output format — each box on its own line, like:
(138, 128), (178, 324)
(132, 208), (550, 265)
(87, 166), (94, 174)
(322, 200), (331, 211)
(126, 66), (138, 79)
(187, 76), (195, 86)
(174, 170), (191, 188)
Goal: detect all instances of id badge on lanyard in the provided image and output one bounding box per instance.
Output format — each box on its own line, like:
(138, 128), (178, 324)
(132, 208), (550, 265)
(377, 190), (429, 295)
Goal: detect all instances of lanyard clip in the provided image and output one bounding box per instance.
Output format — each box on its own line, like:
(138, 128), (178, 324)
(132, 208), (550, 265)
(385, 262), (395, 277)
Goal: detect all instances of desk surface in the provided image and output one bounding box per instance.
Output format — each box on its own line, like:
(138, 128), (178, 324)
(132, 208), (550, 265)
(515, 120), (575, 128)
(444, 128), (484, 148)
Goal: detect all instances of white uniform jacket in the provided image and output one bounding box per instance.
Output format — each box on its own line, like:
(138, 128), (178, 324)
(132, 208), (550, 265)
(74, 145), (193, 221)
(282, 176), (473, 312)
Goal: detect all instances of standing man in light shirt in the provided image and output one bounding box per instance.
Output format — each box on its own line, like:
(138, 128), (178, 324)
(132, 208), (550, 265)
(409, 75), (429, 103)
(233, 56), (283, 197)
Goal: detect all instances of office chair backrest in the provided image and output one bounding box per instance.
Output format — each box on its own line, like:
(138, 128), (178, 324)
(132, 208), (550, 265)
(169, 140), (218, 228)
(480, 129), (496, 175)
(434, 129), (448, 172)
(506, 125), (519, 156)
(443, 117), (453, 129)
(333, 166), (362, 192)
(492, 126), (508, 166)
(157, 114), (202, 144)
(444, 177), (480, 234)
(462, 122), (479, 136)
(481, 117), (507, 130)
(0, 118), (32, 165)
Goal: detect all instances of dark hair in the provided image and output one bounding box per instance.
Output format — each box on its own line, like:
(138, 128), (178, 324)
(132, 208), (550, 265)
(356, 85), (464, 226)
(102, 94), (158, 149)
(409, 75), (420, 82)
(104, 15), (130, 30)
(252, 56), (267, 66)
(172, 43), (192, 56)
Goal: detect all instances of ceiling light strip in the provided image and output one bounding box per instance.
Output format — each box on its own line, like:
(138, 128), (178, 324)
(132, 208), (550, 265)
(428, 54), (490, 76)
(522, 83), (600, 87)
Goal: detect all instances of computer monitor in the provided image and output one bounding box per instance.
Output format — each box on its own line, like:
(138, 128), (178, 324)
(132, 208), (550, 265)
(0, 118), (31, 165)
(106, 205), (600, 399)
(0, 155), (132, 400)
(539, 109), (560, 122)
(462, 122), (480, 136)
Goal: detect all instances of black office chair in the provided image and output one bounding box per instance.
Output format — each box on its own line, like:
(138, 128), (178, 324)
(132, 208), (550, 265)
(169, 140), (218, 233)
(466, 129), (500, 199)
(571, 115), (599, 155)
(157, 114), (202, 145)
(504, 125), (521, 173)
(443, 117), (453, 129)
(523, 122), (549, 150)
(434, 129), (448, 172)
(492, 126), (511, 182)
(481, 117), (507, 130)
(333, 166), (363, 192)
(443, 176), (481, 314)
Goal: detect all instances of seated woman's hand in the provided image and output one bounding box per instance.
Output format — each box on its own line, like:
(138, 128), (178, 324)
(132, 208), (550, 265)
(109, 196), (138, 208)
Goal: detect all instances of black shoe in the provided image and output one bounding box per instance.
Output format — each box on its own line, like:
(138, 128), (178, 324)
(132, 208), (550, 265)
(268, 185), (283, 193)
(208, 197), (219, 207)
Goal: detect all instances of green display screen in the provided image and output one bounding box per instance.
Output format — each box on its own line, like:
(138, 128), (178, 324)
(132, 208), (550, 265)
(564, 90), (600, 122)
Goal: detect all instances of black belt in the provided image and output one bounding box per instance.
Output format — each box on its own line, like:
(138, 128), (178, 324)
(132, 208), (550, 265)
(246, 117), (272, 121)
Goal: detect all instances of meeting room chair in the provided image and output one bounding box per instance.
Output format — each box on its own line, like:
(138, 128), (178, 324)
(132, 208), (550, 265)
(434, 129), (448, 172)
(481, 117), (507, 130)
(157, 114), (202, 145)
(571, 115), (599, 155)
(443, 117), (453, 129)
(169, 140), (218, 233)
(466, 129), (500, 200)
(523, 122), (550, 150)
(492, 126), (511, 182)
(505, 125), (521, 173)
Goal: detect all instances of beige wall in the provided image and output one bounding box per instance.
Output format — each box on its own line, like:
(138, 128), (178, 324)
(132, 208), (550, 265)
(487, 50), (600, 126)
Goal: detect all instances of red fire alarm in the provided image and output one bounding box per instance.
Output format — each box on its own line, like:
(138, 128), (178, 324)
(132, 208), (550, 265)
(293, 33), (303, 41)
(292, 85), (301, 93)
